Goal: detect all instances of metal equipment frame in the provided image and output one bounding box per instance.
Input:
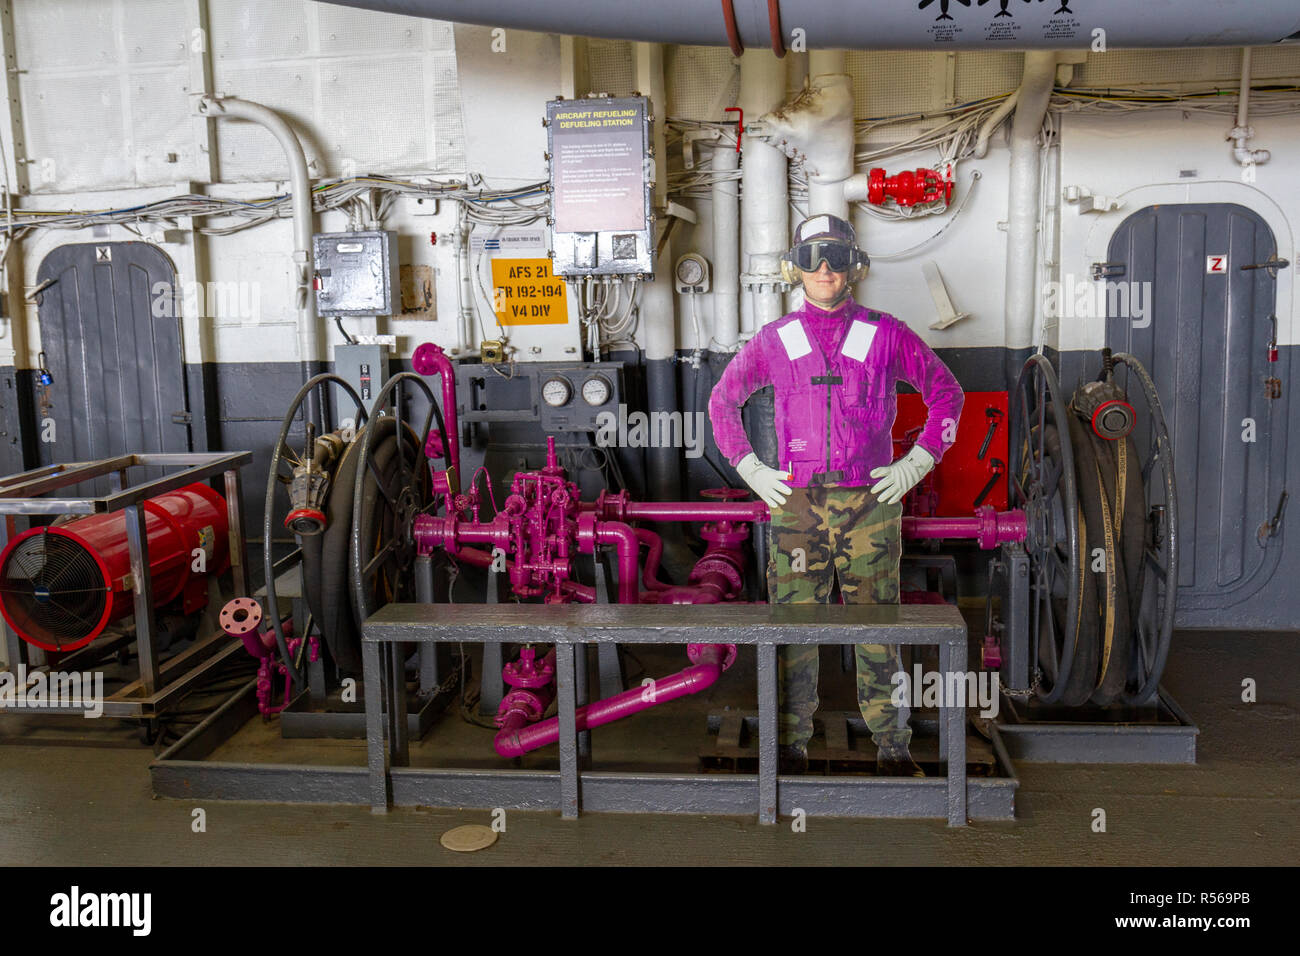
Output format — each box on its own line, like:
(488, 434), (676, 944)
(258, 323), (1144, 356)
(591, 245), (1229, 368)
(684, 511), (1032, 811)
(0, 452), (252, 720)
(361, 602), (1009, 827)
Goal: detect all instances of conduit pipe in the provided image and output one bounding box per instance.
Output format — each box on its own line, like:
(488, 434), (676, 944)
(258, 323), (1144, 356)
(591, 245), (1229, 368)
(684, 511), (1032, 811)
(974, 90), (1019, 159)
(195, 94), (324, 427)
(1002, 52), (1058, 387)
(1230, 47), (1271, 168)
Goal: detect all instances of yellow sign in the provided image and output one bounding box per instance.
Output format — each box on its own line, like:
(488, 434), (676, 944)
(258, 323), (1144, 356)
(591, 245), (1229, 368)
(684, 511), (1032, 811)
(490, 258), (569, 326)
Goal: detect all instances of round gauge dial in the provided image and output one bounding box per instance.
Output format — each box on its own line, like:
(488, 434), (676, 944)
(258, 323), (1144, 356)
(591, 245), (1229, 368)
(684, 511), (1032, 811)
(676, 256), (705, 286)
(581, 375), (612, 406)
(541, 377), (572, 407)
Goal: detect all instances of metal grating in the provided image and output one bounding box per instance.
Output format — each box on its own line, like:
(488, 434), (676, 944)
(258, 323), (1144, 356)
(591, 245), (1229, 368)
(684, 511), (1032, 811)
(586, 38), (636, 96)
(848, 50), (941, 148)
(13, 0), (468, 190)
(954, 50), (1022, 103)
(128, 64), (195, 184)
(19, 72), (131, 191)
(209, 0), (311, 61)
(121, 0), (192, 66)
(319, 57), (428, 175)
(666, 45), (738, 120)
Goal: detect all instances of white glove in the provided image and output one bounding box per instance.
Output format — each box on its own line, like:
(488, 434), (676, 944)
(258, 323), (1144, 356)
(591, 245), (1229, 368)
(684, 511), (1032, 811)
(736, 453), (792, 510)
(869, 445), (935, 506)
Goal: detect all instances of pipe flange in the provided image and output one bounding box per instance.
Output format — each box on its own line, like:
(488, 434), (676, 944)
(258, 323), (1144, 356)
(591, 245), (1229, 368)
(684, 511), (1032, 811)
(687, 642), (737, 671)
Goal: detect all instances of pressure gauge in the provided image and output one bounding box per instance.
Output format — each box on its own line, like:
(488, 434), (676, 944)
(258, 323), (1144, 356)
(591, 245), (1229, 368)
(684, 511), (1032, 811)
(581, 375), (612, 406)
(541, 377), (572, 407)
(674, 252), (711, 294)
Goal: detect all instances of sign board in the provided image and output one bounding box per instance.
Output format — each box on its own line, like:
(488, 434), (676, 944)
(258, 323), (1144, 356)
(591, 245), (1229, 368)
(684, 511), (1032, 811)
(490, 258), (568, 326)
(546, 95), (654, 277)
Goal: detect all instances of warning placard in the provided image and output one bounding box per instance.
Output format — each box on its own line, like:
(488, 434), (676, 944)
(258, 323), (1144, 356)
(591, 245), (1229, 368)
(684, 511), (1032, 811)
(550, 100), (647, 234)
(491, 258), (569, 326)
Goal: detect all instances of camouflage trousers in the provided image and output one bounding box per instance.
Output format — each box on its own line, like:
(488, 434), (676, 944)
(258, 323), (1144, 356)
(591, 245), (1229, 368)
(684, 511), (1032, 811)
(767, 484), (911, 751)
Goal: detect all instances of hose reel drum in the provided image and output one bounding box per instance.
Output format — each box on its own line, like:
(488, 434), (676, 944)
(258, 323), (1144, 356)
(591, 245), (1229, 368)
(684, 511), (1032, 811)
(1007, 351), (1178, 708)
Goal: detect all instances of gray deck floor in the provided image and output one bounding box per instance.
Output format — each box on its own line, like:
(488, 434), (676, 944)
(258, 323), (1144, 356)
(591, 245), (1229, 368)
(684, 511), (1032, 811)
(1, 628), (1295, 866)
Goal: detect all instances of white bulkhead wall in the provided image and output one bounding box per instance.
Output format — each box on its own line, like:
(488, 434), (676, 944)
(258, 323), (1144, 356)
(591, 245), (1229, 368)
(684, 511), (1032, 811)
(1, 1), (1298, 372)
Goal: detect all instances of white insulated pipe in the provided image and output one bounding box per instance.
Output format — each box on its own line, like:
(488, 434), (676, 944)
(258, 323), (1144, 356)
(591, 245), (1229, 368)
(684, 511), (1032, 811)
(195, 95), (321, 370)
(635, 42), (676, 363)
(711, 138), (740, 351)
(1003, 52), (1057, 358)
(739, 50), (789, 332)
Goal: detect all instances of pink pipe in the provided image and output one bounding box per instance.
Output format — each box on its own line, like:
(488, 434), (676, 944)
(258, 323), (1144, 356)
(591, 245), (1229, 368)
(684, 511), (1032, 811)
(621, 500), (770, 523)
(594, 521), (641, 605)
(634, 528), (671, 591)
(494, 643), (735, 757)
(450, 546), (597, 602)
(412, 342), (461, 481)
(902, 506), (1026, 549)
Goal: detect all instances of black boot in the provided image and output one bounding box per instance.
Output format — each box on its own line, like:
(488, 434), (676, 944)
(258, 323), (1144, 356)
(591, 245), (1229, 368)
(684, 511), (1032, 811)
(778, 744), (809, 774)
(875, 741), (925, 777)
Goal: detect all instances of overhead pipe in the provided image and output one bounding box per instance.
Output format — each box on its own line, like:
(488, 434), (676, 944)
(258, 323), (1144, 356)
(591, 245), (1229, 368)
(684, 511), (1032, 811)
(194, 94), (324, 428)
(321, 1), (1300, 49)
(1002, 51), (1058, 389)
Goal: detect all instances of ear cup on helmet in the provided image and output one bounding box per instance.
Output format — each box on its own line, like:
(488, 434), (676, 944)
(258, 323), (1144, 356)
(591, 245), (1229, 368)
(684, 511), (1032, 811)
(850, 248), (870, 282)
(779, 257), (801, 285)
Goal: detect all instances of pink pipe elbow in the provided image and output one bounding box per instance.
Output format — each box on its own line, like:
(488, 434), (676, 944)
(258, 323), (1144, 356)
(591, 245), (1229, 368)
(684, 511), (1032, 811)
(412, 342), (461, 481)
(594, 521), (641, 605)
(494, 644), (735, 757)
(634, 528), (672, 591)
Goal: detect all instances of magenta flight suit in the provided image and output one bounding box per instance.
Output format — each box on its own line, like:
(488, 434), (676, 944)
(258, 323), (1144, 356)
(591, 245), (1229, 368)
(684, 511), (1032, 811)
(709, 298), (965, 752)
(709, 299), (964, 482)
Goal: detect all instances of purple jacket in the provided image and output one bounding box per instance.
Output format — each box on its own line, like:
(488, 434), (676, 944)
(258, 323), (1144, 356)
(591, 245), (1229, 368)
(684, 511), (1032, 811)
(708, 299), (964, 488)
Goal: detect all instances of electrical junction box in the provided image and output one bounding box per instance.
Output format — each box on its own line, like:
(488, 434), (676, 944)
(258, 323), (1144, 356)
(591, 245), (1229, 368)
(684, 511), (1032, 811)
(313, 231), (400, 317)
(546, 95), (655, 278)
(333, 342), (391, 420)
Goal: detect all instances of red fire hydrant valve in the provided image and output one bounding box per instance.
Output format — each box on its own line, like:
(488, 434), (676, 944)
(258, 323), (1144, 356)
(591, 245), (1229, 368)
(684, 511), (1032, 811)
(867, 167), (954, 208)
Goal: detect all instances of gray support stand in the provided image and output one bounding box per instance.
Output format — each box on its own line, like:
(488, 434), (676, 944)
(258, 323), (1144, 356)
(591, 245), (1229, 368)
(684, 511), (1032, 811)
(1000, 543), (1031, 693)
(0, 517), (22, 670)
(594, 548), (625, 698)
(224, 467), (248, 598)
(388, 642), (409, 767)
(479, 569), (504, 716)
(414, 555), (438, 695)
(757, 642), (778, 825)
(360, 604), (976, 825)
(556, 642), (579, 819)
(574, 641), (591, 760)
(363, 638), (390, 812)
(124, 503), (159, 696)
(939, 640), (967, 825)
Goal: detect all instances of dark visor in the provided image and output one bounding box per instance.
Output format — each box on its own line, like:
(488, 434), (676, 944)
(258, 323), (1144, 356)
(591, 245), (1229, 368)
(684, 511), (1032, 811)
(792, 241), (853, 273)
